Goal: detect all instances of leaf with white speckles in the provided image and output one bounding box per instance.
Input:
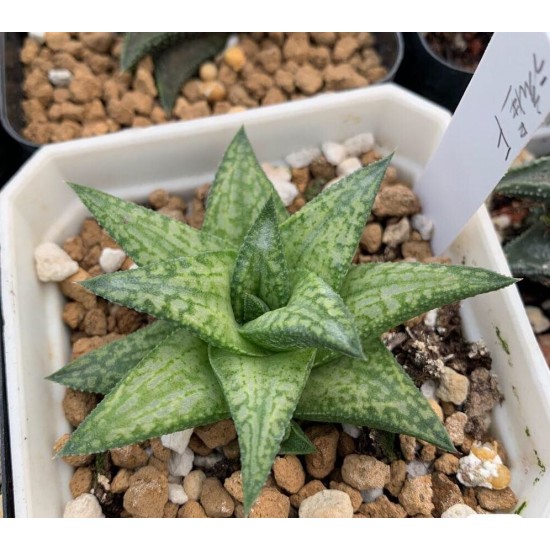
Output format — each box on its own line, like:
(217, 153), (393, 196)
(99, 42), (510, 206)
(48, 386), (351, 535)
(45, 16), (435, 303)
(295, 337), (454, 451)
(47, 320), (178, 394)
(202, 128), (288, 245)
(495, 156), (550, 204)
(243, 293), (270, 323)
(341, 262), (516, 336)
(231, 198), (290, 323)
(69, 183), (231, 267)
(209, 346), (315, 515)
(279, 156), (390, 290)
(239, 270), (364, 359)
(59, 329), (229, 456)
(81, 251), (266, 356)
(279, 421), (316, 455)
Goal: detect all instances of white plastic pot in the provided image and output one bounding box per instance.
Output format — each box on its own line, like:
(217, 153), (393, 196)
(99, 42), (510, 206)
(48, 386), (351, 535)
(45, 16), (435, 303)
(1, 84), (549, 517)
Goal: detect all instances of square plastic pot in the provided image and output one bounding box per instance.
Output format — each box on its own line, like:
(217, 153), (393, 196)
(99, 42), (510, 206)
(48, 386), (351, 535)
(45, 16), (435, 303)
(1, 83), (549, 517)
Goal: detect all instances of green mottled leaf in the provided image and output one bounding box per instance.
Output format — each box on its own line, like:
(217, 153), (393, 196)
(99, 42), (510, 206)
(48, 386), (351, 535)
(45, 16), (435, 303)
(231, 198), (290, 322)
(496, 156), (550, 205)
(60, 329), (229, 456)
(295, 337), (454, 451)
(47, 320), (177, 394)
(202, 128), (289, 245)
(279, 156), (390, 290)
(341, 262), (517, 336)
(279, 421), (316, 455)
(243, 293), (270, 323)
(505, 221), (550, 284)
(121, 32), (185, 71)
(154, 33), (229, 112)
(209, 346), (314, 515)
(81, 252), (266, 356)
(240, 270), (364, 359)
(69, 183), (231, 267)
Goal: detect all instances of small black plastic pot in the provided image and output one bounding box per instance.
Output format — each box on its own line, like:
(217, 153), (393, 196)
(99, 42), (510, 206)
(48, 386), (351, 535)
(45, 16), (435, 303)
(1, 32), (404, 159)
(394, 32), (474, 112)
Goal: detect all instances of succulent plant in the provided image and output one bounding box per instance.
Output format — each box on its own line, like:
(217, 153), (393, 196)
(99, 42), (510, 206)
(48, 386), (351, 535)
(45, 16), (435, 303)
(494, 156), (550, 286)
(50, 128), (515, 514)
(121, 32), (229, 112)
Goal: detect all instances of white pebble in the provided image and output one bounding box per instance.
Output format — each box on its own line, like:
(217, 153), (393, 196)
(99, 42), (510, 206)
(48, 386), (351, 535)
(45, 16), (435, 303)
(406, 460), (430, 478)
(424, 309), (438, 328)
(456, 452), (501, 488)
(343, 133), (375, 156)
(34, 242), (79, 282)
(193, 452), (224, 469)
(441, 503), (478, 518)
(168, 483), (188, 505)
(97, 474), (110, 491)
(63, 493), (104, 518)
(411, 214), (434, 241)
(168, 447), (194, 477)
(360, 487), (383, 503)
(28, 32), (45, 44)
(225, 34), (239, 49)
(299, 490), (353, 518)
(491, 214), (511, 232)
(48, 68), (73, 87)
(128, 262), (138, 270)
(525, 306), (550, 334)
(285, 147), (321, 169)
(382, 217), (411, 247)
(321, 142), (347, 165)
(99, 247), (126, 273)
(420, 379), (437, 399)
(271, 179), (299, 206)
(337, 157), (362, 177)
(161, 429), (193, 455)
(341, 423), (361, 438)
(261, 162), (292, 182)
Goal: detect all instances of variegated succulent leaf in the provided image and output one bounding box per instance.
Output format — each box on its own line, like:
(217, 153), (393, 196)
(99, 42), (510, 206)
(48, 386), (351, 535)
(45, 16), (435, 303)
(243, 293), (270, 323)
(120, 32), (186, 71)
(208, 345), (315, 515)
(60, 329), (229, 456)
(496, 156), (550, 205)
(80, 251), (266, 356)
(279, 155), (391, 290)
(69, 183), (232, 267)
(239, 269), (364, 359)
(202, 127), (289, 245)
(341, 261), (517, 337)
(295, 337), (455, 451)
(231, 198), (291, 323)
(47, 320), (178, 394)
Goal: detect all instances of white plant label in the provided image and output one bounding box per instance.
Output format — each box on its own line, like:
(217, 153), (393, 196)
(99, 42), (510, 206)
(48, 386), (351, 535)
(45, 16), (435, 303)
(415, 32), (550, 254)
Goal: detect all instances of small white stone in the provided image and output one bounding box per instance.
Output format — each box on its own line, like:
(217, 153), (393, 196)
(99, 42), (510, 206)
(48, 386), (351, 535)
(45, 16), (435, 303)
(420, 379), (437, 399)
(161, 429), (193, 455)
(97, 474), (110, 491)
(128, 262), (138, 270)
(99, 247), (126, 273)
(491, 214), (511, 232)
(360, 487), (383, 503)
(168, 447), (194, 477)
(343, 133), (375, 156)
(456, 453), (492, 488)
(299, 490), (353, 518)
(168, 483), (188, 505)
(321, 142), (347, 166)
(261, 162), (291, 182)
(285, 147), (321, 169)
(441, 503), (478, 518)
(28, 32), (45, 44)
(225, 34), (239, 49)
(424, 309), (438, 328)
(271, 179), (298, 206)
(341, 423), (361, 438)
(337, 157), (362, 177)
(525, 306), (550, 334)
(406, 461), (430, 478)
(382, 217), (411, 247)
(436, 366), (470, 405)
(411, 214), (434, 241)
(63, 493), (104, 518)
(34, 242), (79, 282)
(193, 452), (223, 469)
(48, 68), (73, 87)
